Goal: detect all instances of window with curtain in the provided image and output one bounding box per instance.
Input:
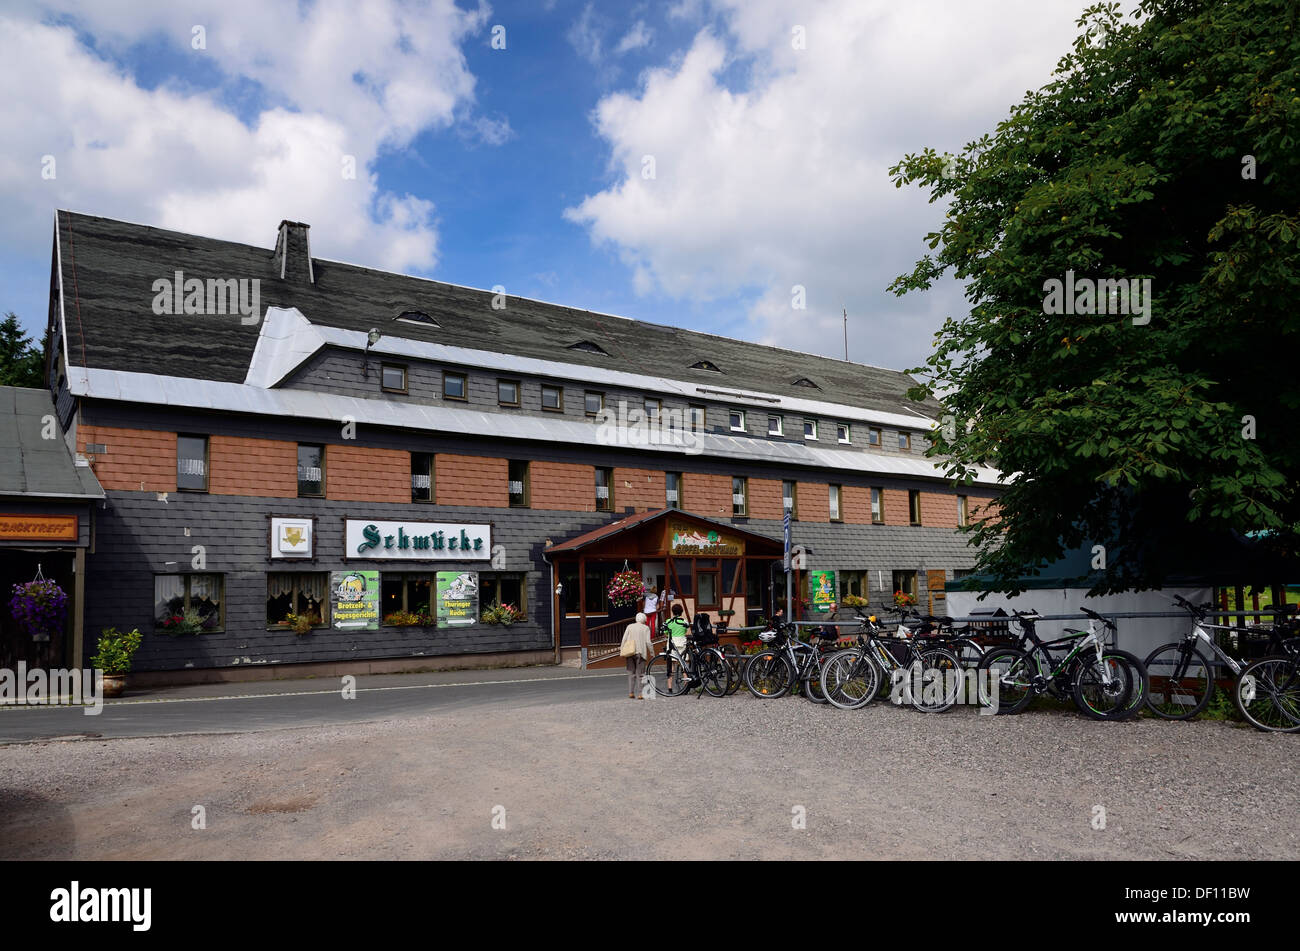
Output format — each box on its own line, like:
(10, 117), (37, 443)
(177, 435), (208, 491)
(267, 573), (329, 628)
(154, 574), (224, 631)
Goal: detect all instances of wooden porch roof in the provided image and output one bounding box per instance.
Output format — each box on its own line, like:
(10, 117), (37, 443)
(544, 508), (783, 556)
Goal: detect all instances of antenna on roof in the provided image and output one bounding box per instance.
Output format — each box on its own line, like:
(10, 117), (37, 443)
(842, 306), (849, 361)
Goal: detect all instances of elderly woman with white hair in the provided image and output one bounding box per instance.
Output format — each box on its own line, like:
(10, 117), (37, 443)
(619, 611), (654, 699)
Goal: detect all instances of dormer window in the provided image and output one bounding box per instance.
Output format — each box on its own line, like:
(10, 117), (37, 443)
(395, 311), (438, 326)
(691, 360), (721, 372)
(792, 377), (819, 388)
(568, 340), (608, 355)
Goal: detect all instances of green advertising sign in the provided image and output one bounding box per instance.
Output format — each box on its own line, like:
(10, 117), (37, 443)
(331, 570), (379, 630)
(436, 571), (479, 627)
(810, 570), (837, 614)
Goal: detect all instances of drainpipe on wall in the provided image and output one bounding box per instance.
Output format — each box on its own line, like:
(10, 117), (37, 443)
(541, 548), (560, 666)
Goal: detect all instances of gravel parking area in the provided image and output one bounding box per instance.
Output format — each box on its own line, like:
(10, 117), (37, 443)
(1, 692), (1296, 860)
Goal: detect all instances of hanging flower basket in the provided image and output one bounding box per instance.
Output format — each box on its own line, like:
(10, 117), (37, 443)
(9, 579), (68, 643)
(606, 571), (646, 609)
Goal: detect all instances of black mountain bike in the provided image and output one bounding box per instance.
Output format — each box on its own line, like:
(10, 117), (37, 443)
(743, 622), (834, 703)
(976, 607), (1147, 720)
(819, 608), (963, 713)
(646, 633), (731, 698)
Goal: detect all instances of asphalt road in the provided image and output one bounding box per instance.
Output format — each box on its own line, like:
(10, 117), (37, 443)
(0, 667), (624, 743)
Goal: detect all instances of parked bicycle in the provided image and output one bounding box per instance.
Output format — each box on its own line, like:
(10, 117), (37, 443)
(743, 621), (835, 703)
(646, 628), (731, 698)
(819, 607), (963, 713)
(976, 607), (1147, 720)
(1143, 594), (1300, 729)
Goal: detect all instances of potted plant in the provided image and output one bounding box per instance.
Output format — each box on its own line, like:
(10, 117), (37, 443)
(9, 578), (68, 643)
(892, 590), (918, 610)
(606, 571), (645, 609)
(90, 627), (142, 698)
(158, 608), (205, 635)
(277, 612), (320, 635)
(383, 610), (422, 627)
(481, 602), (523, 626)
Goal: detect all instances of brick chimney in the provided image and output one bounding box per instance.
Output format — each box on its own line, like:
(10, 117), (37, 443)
(272, 220), (314, 284)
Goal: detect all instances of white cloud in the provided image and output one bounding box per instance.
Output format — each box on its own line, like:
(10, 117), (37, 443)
(566, 0), (1132, 370)
(0, 0), (492, 273)
(615, 20), (654, 54)
(566, 3), (605, 66)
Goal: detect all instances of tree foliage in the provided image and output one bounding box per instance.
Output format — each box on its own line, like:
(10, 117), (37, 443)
(0, 312), (45, 389)
(890, 0), (1300, 593)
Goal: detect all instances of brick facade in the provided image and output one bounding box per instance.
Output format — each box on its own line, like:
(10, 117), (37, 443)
(210, 435), (298, 498)
(797, 481), (830, 522)
(325, 444), (409, 503)
(748, 478), (784, 520)
(436, 453), (508, 507)
(843, 485), (871, 524)
(77, 424), (177, 493)
(532, 460), (596, 511)
(683, 472), (732, 519)
(613, 467), (666, 512)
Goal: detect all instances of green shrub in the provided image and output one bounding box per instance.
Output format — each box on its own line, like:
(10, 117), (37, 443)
(90, 627), (143, 674)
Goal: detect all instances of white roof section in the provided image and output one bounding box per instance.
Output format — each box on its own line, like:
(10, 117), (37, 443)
(69, 364), (1004, 486)
(244, 307), (940, 431)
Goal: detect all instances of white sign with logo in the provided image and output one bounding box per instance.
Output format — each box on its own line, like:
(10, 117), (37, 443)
(271, 517), (313, 558)
(345, 519), (491, 560)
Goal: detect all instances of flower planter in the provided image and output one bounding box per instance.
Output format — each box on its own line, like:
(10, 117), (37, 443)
(101, 673), (126, 698)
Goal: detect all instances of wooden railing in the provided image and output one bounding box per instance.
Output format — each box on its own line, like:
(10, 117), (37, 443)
(585, 616), (667, 665)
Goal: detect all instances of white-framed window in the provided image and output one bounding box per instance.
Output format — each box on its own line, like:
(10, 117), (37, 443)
(958, 495), (969, 528)
(729, 409), (746, 432)
(836, 424), (851, 444)
(804, 419), (817, 440)
(768, 416), (783, 436)
(829, 484), (842, 521)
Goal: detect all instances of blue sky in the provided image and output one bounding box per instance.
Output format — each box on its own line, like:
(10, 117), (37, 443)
(0, 0), (1120, 371)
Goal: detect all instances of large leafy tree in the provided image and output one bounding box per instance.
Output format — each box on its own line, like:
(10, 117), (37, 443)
(0, 313), (45, 389)
(891, 0), (1300, 593)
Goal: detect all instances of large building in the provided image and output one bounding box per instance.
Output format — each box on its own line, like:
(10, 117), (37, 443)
(17, 210), (1001, 681)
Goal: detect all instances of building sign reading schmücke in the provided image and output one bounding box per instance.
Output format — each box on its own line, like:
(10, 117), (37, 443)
(345, 519), (491, 560)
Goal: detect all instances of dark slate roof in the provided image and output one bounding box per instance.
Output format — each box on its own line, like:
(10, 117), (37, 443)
(54, 210), (942, 417)
(0, 386), (104, 499)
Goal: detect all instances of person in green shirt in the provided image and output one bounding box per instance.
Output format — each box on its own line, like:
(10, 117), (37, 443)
(663, 603), (690, 692)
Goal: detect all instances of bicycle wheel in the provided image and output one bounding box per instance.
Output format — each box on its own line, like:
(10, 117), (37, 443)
(801, 656), (829, 704)
(645, 652), (690, 697)
(699, 649), (730, 698)
(1144, 643), (1214, 720)
(821, 650), (881, 710)
(977, 647), (1036, 715)
(744, 650), (793, 698)
(1234, 657), (1300, 733)
(1072, 650), (1142, 720)
(910, 648), (962, 713)
(721, 646), (743, 695)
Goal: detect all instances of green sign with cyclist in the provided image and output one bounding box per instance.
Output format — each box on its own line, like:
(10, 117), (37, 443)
(810, 570), (836, 613)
